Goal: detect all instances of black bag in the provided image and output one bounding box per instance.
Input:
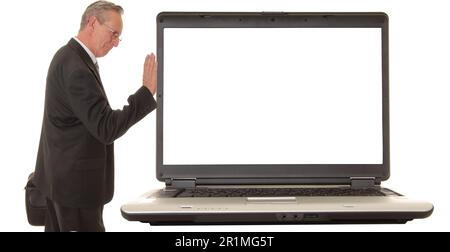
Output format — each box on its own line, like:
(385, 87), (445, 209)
(25, 172), (46, 226)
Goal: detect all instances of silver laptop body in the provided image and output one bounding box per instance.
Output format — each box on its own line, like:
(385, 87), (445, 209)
(121, 12), (433, 225)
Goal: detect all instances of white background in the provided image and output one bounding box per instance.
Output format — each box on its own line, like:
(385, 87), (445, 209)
(0, 0), (449, 232)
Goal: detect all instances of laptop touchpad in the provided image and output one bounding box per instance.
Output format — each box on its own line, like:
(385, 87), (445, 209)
(246, 197), (297, 204)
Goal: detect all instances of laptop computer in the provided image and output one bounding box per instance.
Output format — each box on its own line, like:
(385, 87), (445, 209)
(121, 12), (434, 225)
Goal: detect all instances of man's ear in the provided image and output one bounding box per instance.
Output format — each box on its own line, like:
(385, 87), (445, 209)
(87, 16), (97, 32)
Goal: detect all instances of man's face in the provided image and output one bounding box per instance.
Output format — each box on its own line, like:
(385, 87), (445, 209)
(92, 11), (123, 57)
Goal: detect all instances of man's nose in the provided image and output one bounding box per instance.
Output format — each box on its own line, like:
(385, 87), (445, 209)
(113, 39), (120, 47)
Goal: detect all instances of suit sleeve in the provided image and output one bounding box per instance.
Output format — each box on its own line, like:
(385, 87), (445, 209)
(65, 68), (157, 144)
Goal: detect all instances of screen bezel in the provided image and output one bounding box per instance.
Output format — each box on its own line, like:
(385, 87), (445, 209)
(155, 12), (390, 184)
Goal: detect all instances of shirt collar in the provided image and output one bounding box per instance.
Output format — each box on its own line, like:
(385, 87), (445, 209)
(73, 36), (97, 66)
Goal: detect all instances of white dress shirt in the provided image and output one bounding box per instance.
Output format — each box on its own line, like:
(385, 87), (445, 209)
(73, 36), (97, 67)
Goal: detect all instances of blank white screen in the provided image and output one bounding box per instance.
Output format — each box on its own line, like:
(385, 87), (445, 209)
(163, 28), (383, 165)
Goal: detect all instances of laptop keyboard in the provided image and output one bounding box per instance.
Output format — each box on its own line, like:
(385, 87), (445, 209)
(175, 187), (386, 197)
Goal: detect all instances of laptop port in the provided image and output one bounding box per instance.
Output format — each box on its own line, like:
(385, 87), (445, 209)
(304, 213), (319, 219)
(277, 213), (304, 221)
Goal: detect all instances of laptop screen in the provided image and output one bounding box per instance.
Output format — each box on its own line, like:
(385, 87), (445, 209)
(162, 27), (382, 165)
(157, 13), (389, 182)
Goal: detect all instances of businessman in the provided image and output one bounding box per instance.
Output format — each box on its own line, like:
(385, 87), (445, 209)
(33, 1), (157, 232)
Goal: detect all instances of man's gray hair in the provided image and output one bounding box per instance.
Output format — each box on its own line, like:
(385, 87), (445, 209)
(80, 1), (123, 31)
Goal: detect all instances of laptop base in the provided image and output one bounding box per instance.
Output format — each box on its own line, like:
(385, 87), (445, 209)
(121, 189), (433, 225)
(135, 213), (411, 226)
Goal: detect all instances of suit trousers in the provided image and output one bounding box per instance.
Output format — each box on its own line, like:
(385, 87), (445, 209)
(45, 198), (105, 232)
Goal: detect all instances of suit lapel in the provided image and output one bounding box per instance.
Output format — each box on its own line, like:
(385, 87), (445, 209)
(67, 39), (108, 97)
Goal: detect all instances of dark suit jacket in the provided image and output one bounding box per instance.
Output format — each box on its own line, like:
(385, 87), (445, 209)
(34, 39), (157, 208)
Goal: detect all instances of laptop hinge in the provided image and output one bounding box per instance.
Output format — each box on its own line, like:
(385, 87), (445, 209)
(167, 178), (197, 189)
(350, 177), (376, 189)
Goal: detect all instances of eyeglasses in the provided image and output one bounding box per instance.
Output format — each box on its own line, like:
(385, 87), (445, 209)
(102, 23), (122, 42)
